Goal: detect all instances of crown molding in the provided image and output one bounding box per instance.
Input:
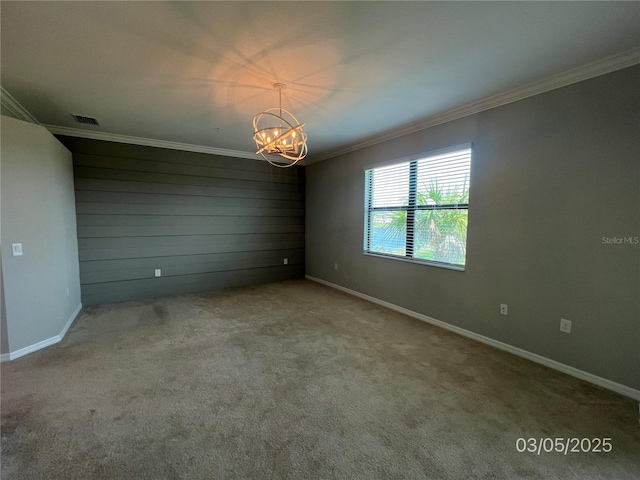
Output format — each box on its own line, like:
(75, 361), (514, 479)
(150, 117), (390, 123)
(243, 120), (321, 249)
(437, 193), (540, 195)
(307, 48), (640, 164)
(44, 125), (260, 160)
(0, 86), (40, 124)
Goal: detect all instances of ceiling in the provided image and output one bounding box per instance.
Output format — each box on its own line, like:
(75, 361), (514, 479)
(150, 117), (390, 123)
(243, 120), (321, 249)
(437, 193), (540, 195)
(1, 1), (639, 162)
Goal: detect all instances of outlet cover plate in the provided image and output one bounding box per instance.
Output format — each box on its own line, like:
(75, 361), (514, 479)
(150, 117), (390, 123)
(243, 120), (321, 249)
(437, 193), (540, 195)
(560, 318), (572, 334)
(12, 243), (23, 256)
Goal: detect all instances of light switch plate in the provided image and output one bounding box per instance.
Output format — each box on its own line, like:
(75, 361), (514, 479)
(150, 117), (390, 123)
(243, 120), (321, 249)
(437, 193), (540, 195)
(12, 243), (23, 256)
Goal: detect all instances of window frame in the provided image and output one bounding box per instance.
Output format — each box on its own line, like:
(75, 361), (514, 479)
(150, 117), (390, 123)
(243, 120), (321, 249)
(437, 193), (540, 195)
(363, 144), (472, 271)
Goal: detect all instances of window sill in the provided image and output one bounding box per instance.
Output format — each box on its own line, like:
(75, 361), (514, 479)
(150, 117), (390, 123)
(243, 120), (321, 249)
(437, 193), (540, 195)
(363, 252), (465, 271)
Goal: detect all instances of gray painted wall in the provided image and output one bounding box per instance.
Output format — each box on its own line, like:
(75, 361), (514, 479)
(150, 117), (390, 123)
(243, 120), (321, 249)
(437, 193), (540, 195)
(1, 190), (7, 355)
(306, 66), (640, 390)
(1, 269), (8, 355)
(57, 137), (305, 306)
(1, 116), (82, 353)
(1, 129), (7, 355)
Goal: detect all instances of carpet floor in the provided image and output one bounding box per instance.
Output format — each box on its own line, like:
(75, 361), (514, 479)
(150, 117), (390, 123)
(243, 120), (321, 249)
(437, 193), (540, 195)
(1, 279), (638, 479)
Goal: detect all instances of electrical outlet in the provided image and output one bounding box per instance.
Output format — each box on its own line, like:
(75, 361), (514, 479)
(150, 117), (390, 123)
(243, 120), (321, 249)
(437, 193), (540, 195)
(155, 269), (162, 277)
(500, 304), (508, 315)
(283, 258), (288, 265)
(334, 263), (338, 270)
(560, 318), (572, 334)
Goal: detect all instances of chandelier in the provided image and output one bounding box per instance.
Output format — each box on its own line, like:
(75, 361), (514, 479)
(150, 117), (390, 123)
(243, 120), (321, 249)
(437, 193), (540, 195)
(252, 83), (308, 167)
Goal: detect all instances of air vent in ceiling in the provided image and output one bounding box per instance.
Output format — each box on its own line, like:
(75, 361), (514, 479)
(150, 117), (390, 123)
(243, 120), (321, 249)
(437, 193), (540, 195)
(71, 114), (100, 126)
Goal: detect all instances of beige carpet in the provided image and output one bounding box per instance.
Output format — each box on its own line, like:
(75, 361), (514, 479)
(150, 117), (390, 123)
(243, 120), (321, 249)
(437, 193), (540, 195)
(1, 279), (638, 479)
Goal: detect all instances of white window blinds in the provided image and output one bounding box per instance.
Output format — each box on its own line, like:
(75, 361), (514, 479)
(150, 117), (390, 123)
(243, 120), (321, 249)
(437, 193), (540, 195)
(364, 146), (472, 268)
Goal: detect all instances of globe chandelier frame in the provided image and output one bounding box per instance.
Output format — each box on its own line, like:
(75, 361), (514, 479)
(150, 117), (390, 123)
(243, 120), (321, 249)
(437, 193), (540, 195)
(252, 83), (308, 168)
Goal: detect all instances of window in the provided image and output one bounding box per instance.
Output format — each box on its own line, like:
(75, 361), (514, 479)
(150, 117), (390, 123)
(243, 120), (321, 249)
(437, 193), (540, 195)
(364, 145), (472, 269)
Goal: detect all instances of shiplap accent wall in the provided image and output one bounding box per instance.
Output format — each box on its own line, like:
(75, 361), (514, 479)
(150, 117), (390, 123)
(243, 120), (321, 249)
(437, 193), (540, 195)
(57, 136), (305, 306)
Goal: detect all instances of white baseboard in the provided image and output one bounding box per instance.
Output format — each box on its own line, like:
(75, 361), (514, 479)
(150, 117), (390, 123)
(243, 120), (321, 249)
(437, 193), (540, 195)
(8, 335), (62, 361)
(306, 275), (640, 402)
(3, 303), (82, 362)
(59, 303), (82, 339)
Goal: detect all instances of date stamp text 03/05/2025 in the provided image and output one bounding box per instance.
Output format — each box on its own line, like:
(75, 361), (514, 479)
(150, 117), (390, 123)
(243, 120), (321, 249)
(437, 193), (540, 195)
(515, 438), (612, 455)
